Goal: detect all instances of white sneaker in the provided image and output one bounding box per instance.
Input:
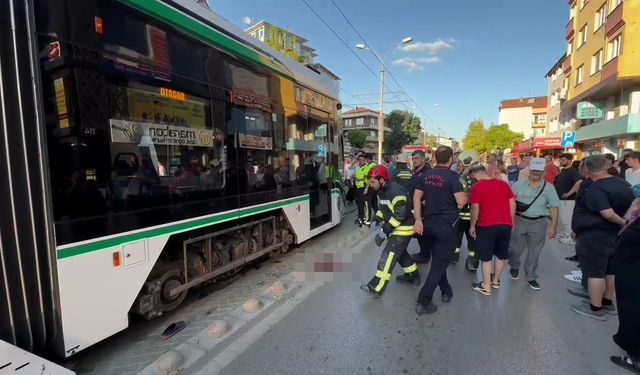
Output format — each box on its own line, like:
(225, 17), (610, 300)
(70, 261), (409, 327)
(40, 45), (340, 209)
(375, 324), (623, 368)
(571, 270), (582, 276)
(559, 237), (576, 245)
(564, 274), (582, 283)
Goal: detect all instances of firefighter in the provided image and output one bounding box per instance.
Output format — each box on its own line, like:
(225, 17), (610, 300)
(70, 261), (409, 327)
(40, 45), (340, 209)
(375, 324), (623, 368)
(392, 161), (413, 190)
(361, 165), (420, 297)
(451, 149), (482, 270)
(354, 154), (375, 226)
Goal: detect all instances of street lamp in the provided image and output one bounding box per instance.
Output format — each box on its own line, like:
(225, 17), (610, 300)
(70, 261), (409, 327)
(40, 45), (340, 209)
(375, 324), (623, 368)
(356, 36), (413, 164)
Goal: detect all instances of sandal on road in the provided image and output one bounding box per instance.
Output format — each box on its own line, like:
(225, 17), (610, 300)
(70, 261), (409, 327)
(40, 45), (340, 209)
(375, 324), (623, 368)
(471, 282), (491, 296)
(161, 321), (186, 340)
(611, 356), (640, 374)
(491, 279), (501, 289)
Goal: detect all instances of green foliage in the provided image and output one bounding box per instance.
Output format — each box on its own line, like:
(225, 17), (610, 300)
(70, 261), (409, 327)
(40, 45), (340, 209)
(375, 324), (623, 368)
(346, 129), (367, 149)
(423, 134), (438, 148)
(461, 119), (524, 153)
(266, 26), (306, 63)
(383, 110), (422, 154)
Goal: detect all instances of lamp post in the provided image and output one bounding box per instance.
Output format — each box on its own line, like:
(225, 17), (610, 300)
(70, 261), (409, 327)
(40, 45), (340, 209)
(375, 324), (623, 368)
(356, 37), (412, 164)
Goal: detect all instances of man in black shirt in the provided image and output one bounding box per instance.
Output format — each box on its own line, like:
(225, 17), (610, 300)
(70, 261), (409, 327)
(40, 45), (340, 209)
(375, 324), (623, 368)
(413, 146), (467, 315)
(408, 150), (432, 263)
(570, 155), (635, 321)
(555, 153), (581, 244)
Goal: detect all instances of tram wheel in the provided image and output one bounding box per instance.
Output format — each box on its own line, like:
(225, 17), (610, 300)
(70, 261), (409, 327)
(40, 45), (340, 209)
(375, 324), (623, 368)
(158, 269), (188, 313)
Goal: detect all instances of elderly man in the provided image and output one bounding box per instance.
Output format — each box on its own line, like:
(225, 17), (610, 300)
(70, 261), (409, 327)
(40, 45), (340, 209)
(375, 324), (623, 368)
(508, 157), (560, 290)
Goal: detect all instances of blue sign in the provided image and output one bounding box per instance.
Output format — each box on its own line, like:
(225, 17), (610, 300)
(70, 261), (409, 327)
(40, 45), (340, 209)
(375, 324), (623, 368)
(317, 144), (326, 157)
(561, 131), (576, 148)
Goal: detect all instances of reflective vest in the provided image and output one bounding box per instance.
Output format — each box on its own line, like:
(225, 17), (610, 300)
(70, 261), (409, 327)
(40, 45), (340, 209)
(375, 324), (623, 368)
(355, 162), (375, 188)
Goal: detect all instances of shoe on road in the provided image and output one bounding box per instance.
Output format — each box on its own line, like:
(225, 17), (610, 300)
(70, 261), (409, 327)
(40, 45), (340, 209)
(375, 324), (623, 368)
(564, 254), (579, 262)
(610, 355), (640, 374)
(564, 274), (582, 283)
(559, 237), (576, 245)
(471, 282), (491, 296)
(581, 299), (617, 315)
(567, 286), (590, 299)
(415, 302), (437, 316)
(528, 280), (541, 290)
(570, 304), (606, 321)
(396, 272), (421, 286)
(441, 293), (452, 303)
(510, 268), (519, 280)
(360, 284), (381, 298)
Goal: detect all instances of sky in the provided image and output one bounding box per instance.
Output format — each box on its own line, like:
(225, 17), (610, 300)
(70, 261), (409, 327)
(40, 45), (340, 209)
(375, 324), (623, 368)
(210, 0), (569, 139)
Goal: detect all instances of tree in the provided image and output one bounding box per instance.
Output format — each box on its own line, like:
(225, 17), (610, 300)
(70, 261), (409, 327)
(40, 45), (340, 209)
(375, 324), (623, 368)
(461, 119), (524, 153)
(346, 129), (367, 149)
(462, 119), (487, 152)
(383, 110), (422, 154)
(483, 124), (524, 153)
(266, 26), (306, 63)
(423, 134), (438, 148)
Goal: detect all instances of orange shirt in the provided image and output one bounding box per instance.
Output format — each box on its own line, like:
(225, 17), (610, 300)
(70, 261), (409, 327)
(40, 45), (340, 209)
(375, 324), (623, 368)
(545, 163), (559, 184)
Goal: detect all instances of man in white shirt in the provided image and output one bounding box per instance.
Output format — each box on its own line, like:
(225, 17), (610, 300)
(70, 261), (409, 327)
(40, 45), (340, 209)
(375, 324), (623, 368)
(625, 151), (640, 187)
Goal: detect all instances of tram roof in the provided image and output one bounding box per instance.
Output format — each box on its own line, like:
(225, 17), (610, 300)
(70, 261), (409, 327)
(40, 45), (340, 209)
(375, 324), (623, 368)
(122, 0), (339, 101)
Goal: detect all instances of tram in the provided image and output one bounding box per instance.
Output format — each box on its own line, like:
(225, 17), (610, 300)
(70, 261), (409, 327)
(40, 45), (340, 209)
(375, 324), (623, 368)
(0, 0), (343, 357)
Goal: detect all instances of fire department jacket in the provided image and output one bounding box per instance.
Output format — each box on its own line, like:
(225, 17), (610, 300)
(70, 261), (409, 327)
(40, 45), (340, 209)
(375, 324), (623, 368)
(374, 180), (415, 237)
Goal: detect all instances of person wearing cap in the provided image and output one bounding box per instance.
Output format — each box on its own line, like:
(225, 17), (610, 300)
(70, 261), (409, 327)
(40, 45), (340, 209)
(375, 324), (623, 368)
(508, 157), (560, 290)
(361, 165), (420, 297)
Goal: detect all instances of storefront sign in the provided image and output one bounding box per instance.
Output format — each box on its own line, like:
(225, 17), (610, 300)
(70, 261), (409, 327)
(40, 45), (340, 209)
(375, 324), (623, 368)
(110, 119), (213, 147)
(533, 137), (562, 149)
(577, 101), (604, 120)
(230, 89), (272, 113)
(238, 133), (273, 150)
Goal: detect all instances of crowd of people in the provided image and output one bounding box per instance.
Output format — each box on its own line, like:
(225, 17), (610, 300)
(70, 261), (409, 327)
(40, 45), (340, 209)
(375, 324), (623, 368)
(351, 146), (640, 374)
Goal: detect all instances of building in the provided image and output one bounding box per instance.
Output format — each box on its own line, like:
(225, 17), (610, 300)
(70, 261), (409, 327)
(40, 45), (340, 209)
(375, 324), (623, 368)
(562, 0), (640, 155)
(245, 21), (317, 64)
(545, 54), (569, 137)
(341, 107), (382, 156)
(499, 96), (549, 138)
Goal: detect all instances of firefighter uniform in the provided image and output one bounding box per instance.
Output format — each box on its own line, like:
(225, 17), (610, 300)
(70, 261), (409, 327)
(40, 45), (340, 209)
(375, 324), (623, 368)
(354, 161), (375, 224)
(453, 169), (479, 270)
(364, 180), (419, 296)
(393, 162), (413, 190)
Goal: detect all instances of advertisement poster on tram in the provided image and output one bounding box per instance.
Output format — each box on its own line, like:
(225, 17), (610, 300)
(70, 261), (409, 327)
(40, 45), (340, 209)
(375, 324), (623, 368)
(110, 119), (213, 147)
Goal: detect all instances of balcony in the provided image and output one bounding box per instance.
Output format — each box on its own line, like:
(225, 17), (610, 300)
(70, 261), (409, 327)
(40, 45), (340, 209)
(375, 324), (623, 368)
(602, 56), (618, 80)
(562, 57), (572, 74)
(531, 122), (547, 129)
(606, 1), (624, 37)
(566, 20), (575, 40)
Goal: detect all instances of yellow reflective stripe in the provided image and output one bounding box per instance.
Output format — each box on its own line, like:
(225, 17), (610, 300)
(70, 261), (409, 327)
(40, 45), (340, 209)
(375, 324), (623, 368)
(388, 217), (401, 227)
(396, 225), (414, 231)
(468, 251), (475, 257)
(376, 210), (384, 218)
(391, 230), (414, 236)
(403, 263), (418, 273)
(374, 251), (395, 292)
(454, 248), (460, 254)
(391, 196), (407, 207)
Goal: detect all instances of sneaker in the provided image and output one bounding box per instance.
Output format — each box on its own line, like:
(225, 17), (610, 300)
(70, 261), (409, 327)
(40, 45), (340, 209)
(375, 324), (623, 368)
(415, 302), (437, 316)
(510, 268), (519, 280)
(570, 270), (582, 276)
(610, 355), (640, 374)
(471, 282), (491, 296)
(564, 274), (582, 283)
(559, 237), (576, 245)
(567, 286), (589, 299)
(528, 280), (541, 290)
(581, 299), (617, 315)
(570, 304), (606, 321)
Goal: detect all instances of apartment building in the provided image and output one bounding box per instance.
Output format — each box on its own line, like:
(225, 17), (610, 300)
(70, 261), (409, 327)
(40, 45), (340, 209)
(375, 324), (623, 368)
(341, 107), (382, 156)
(499, 96), (549, 138)
(563, 0), (640, 155)
(545, 54), (569, 137)
(245, 21), (317, 64)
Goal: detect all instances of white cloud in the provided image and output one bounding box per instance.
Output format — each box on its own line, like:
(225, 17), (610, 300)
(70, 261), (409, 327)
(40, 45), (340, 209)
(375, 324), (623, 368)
(391, 56), (440, 72)
(400, 39), (454, 55)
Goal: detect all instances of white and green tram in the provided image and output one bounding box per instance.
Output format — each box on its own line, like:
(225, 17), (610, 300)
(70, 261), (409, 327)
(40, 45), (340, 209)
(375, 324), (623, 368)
(0, 0), (344, 357)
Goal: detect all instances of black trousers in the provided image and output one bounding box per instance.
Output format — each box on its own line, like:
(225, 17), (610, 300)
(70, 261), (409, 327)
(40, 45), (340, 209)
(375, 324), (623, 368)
(416, 217), (431, 258)
(418, 221), (457, 304)
(364, 189), (377, 223)
(455, 218), (477, 262)
(367, 235), (417, 295)
(614, 261), (640, 358)
(355, 187), (366, 220)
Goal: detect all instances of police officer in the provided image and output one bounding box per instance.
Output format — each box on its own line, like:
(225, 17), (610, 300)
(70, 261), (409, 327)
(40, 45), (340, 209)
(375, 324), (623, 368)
(354, 154), (374, 226)
(408, 150), (432, 263)
(393, 161), (413, 189)
(361, 165), (420, 296)
(452, 150), (482, 271)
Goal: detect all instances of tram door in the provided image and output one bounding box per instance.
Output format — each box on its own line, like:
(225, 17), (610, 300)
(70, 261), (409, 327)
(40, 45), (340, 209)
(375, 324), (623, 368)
(308, 113), (332, 229)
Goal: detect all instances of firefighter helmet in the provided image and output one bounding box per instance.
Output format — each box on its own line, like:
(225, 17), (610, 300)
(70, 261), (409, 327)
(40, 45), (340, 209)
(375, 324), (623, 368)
(369, 165), (390, 181)
(458, 150), (481, 167)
